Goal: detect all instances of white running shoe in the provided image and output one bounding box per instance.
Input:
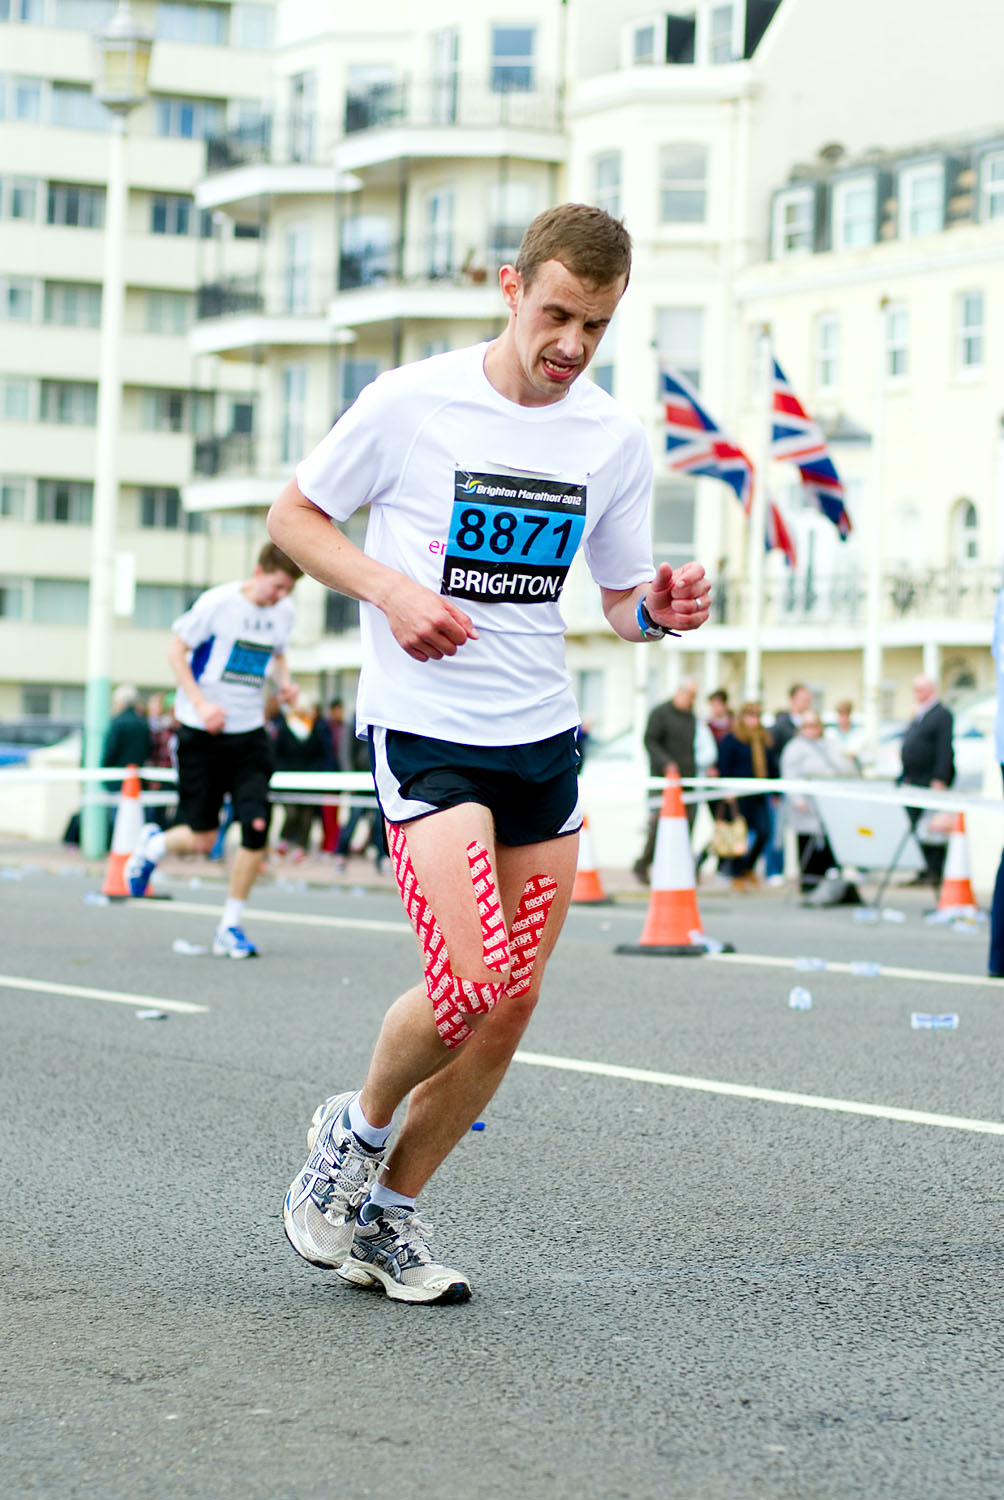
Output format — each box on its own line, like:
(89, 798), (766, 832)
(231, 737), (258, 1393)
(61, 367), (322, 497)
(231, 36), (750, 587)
(125, 823), (162, 898)
(337, 1203), (471, 1305)
(212, 925), (258, 959)
(283, 1092), (385, 1269)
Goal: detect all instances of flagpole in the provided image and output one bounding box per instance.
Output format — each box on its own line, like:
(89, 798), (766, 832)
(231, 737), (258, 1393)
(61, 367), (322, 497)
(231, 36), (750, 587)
(745, 324), (772, 701)
(862, 299), (887, 767)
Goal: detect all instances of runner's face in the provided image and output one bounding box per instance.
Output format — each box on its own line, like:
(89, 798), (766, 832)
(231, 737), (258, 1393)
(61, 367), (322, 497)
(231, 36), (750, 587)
(500, 260), (625, 407)
(249, 569), (297, 606)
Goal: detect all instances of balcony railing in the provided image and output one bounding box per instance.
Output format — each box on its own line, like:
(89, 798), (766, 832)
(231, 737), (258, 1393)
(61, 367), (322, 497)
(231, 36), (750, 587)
(336, 232), (523, 292)
(205, 115), (342, 174)
(343, 72), (562, 136)
(709, 565), (1001, 629)
(195, 274), (336, 322)
(193, 431), (257, 478)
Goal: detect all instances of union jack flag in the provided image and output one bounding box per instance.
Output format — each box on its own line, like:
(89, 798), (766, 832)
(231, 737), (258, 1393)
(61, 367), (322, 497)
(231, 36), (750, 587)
(771, 358), (852, 538)
(661, 366), (797, 566)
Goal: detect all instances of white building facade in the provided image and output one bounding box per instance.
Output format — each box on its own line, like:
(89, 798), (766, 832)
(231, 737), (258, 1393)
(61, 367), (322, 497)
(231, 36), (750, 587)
(2, 0), (1002, 742)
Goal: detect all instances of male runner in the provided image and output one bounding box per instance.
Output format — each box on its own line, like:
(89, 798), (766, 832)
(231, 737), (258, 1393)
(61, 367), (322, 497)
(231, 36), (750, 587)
(268, 203), (710, 1302)
(125, 541), (301, 957)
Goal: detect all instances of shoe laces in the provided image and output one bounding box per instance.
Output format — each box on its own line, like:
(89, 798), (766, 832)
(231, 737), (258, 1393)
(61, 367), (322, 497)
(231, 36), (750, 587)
(310, 1120), (380, 1211)
(373, 1206), (436, 1265)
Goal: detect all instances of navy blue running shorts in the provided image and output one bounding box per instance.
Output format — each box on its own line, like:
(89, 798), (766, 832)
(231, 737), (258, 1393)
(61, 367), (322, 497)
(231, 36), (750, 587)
(369, 726), (583, 847)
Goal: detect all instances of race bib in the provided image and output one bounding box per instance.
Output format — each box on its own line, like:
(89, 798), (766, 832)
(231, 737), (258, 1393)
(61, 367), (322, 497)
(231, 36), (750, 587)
(221, 637), (272, 686)
(441, 470), (586, 604)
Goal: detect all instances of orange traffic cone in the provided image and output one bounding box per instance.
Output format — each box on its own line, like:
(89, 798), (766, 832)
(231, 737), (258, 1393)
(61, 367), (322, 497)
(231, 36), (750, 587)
(101, 765), (148, 900)
(616, 765), (734, 956)
(572, 814), (612, 905)
(937, 813), (978, 913)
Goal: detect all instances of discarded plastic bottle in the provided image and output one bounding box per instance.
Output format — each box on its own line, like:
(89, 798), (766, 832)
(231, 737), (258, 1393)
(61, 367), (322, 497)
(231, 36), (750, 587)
(794, 956), (827, 972)
(911, 1013), (959, 1030)
(853, 908), (880, 924)
(849, 960), (881, 977)
(788, 986), (812, 1010)
(172, 938), (207, 956)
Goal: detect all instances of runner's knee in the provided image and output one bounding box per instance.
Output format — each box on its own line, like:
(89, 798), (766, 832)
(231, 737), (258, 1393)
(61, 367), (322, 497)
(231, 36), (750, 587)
(388, 824), (511, 1049)
(240, 813), (268, 851)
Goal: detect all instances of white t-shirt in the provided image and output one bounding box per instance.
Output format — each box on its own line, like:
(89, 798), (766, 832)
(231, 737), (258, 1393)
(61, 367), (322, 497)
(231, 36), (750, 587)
(296, 343), (654, 745)
(171, 581), (296, 734)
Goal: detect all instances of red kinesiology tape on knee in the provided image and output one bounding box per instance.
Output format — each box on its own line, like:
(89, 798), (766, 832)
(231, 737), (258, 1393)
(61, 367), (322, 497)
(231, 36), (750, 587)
(387, 825), (509, 1048)
(505, 875), (558, 998)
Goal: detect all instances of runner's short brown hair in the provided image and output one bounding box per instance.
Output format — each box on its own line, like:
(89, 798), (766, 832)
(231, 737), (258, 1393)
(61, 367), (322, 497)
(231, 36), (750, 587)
(257, 541), (303, 580)
(515, 203), (632, 291)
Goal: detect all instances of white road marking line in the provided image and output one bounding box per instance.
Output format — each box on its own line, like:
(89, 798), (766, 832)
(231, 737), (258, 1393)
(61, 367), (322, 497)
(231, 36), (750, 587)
(132, 898), (410, 934)
(513, 1050), (1004, 1136)
(0, 973), (207, 1014)
(705, 951), (996, 987)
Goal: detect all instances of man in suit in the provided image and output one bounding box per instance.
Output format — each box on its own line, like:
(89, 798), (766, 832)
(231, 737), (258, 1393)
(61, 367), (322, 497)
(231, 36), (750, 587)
(898, 674), (954, 887)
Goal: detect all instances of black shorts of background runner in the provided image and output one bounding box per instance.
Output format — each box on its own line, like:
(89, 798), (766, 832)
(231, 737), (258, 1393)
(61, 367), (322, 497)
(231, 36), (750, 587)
(370, 727), (582, 847)
(175, 725), (274, 836)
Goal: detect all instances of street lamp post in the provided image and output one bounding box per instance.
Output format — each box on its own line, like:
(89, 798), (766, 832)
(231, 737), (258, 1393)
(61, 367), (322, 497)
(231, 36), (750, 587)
(81, 1), (152, 858)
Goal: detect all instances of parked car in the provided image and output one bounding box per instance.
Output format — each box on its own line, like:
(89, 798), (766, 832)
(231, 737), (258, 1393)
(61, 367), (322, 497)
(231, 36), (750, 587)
(0, 718), (82, 768)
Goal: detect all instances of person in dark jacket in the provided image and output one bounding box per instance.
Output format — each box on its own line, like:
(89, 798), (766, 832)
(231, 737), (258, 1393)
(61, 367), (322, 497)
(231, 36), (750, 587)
(716, 700), (779, 890)
(273, 698), (327, 859)
(101, 685), (153, 839)
(898, 675), (955, 886)
(632, 677), (699, 884)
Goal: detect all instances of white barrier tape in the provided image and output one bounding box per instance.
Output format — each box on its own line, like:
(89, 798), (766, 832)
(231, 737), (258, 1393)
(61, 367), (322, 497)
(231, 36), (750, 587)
(663, 776), (1000, 817)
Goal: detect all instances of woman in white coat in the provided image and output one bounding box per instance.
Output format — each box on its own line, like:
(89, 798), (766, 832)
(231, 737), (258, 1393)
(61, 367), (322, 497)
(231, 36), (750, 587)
(779, 711), (858, 893)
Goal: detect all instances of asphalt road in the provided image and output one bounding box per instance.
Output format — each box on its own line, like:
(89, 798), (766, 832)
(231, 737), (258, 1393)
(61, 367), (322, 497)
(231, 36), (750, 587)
(2, 864), (1002, 1500)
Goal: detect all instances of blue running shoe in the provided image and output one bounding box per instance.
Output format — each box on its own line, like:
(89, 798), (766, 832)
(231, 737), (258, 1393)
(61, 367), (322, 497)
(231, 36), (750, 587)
(212, 925), (258, 959)
(283, 1091), (386, 1268)
(124, 823), (162, 898)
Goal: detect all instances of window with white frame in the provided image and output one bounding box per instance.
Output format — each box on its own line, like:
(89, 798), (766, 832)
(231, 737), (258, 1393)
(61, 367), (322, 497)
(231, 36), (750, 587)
(2, 378), (31, 420)
(231, 4), (271, 48)
(591, 363), (614, 395)
(44, 281), (102, 326)
(429, 27), (459, 124)
(814, 313), (840, 391)
(289, 70), (317, 160)
(491, 26), (536, 91)
(280, 363), (307, 464)
(425, 189), (454, 278)
(4, 76), (41, 121)
(980, 151), (1004, 220)
(340, 358), (379, 414)
(656, 306), (704, 389)
(50, 82), (108, 129)
(659, 144), (708, 223)
(832, 174), (876, 248)
(156, 3), (228, 45)
(709, 4), (734, 62)
(140, 389), (201, 432)
(3, 176), (38, 220)
(652, 478), (696, 566)
(39, 381), (97, 425)
(32, 577), (89, 625)
(956, 290), (984, 371)
(591, 151), (621, 218)
(47, 181), (104, 228)
(0, 576), (26, 618)
(884, 301), (909, 378)
(488, 179), (542, 262)
(1, 477), (28, 519)
(149, 194), (196, 236)
(139, 486), (182, 529)
(952, 498), (979, 566)
(772, 187), (814, 256)
(631, 20), (659, 64)
(2, 276), (35, 320)
(154, 95), (224, 140)
(283, 225), (312, 312)
(36, 478), (93, 523)
(899, 161), (944, 238)
(134, 583), (191, 628)
(50, 1), (116, 27)
(144, 290), (192, 334)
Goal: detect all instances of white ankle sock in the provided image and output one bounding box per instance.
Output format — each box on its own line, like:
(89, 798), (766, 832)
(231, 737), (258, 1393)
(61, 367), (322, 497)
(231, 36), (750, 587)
(365, 1181), (415, 1215)
(220, 898), (244, 931)
(347, 1094), (393, 1149)
(143, 829), (167, 862)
